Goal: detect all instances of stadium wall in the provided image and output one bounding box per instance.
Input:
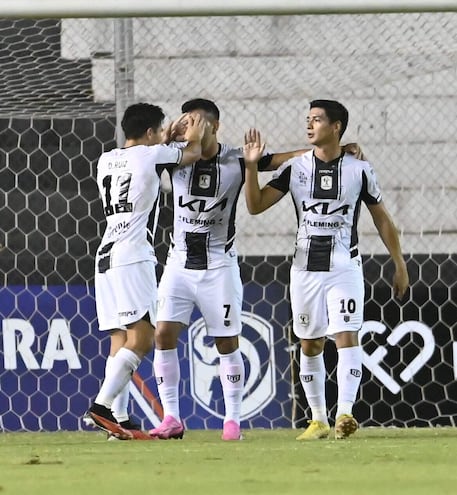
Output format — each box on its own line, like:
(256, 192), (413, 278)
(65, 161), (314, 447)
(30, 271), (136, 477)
(61, 15), (457, 255)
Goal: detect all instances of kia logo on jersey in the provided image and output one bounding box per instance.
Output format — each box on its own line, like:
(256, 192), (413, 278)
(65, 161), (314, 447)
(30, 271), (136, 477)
(188, 311), (276, 420)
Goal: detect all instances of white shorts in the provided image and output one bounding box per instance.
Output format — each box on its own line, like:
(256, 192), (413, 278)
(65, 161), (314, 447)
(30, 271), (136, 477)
(290, 259), (364, 339)
(95, 261), (157, 331)
(157, 262), (243, 337)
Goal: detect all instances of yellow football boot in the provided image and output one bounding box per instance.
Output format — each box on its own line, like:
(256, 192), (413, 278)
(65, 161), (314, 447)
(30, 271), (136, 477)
(296, 420), (330, 440)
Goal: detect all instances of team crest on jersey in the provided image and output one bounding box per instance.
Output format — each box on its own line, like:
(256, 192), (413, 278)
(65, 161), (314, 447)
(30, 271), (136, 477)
(320, 175), (332, 190)
(199, 174), (211, 189)
(188, 311), (276, 420)
(298, 314), (309, 326)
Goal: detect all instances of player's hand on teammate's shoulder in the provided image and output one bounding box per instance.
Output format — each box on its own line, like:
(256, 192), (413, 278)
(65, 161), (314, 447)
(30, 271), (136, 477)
(342, 142), (367, 160)
(243, 128), (265, 167)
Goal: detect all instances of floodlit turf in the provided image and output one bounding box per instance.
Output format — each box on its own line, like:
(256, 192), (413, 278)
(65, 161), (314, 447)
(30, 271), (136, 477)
(1, 428), (457, 495)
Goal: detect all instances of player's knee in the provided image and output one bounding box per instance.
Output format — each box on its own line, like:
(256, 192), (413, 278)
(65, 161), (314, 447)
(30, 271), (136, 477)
(335, 330), (359, 348)
(300, 337), (324, 356)
(154, 322), (181, 350)
(215, 336), (239, 354)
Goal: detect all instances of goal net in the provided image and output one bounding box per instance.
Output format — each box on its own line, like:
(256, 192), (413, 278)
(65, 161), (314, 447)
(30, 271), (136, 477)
(0, 12), (456, 431)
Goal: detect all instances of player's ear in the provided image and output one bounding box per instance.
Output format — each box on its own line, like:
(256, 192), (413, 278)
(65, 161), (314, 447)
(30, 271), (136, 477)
(213, 120), (220, 134)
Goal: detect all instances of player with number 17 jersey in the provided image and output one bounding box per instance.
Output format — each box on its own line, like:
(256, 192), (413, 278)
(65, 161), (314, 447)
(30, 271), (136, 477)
(96, 145), (182, 271)
(95, 144), (182, 331)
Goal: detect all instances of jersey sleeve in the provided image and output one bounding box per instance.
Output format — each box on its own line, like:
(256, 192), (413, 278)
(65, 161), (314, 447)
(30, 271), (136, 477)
(258, 153), (274, 171)
(361, 161), (382, 204)
(151, 144), (183, 175)
(236, 146), (273, 172)
(267, 162), (291, 193)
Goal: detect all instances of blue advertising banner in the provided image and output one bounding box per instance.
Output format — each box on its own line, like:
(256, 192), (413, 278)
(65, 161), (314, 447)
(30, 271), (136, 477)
(0, 281), (293, 432)
(2, 253), (456, 431)
(0, 285), (103, 431)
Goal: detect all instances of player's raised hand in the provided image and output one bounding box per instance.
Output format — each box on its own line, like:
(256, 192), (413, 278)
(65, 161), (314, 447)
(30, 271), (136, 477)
(184, 113), (206, 142)
(161, 121), (177, 144)
(243, 128), (265, 166)
(168, 113), (190, 142)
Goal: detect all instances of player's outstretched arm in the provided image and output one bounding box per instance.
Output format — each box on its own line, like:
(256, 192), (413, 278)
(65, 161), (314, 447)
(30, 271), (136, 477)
(179, 114), (206, 165)
(265, 143), (365, 171)
(267, 148), (309, 170)
(367, 202), (409, 300)
(244, 128), (285, 214)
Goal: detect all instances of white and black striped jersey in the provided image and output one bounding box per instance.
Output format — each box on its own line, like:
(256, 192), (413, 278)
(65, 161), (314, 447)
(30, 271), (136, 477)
(165, 143), (272, 270)
(268, 150), (382, 271)
(96, 144), (182, 272)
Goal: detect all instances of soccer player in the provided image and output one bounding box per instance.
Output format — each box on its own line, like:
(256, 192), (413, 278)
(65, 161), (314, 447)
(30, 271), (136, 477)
(148, 98), (310, 441)
(86, 103), (205, 440)
(243, 100), (409, 440)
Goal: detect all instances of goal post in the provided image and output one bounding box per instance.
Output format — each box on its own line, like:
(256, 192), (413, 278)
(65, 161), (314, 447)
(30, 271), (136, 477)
(2, 0), (457, 18)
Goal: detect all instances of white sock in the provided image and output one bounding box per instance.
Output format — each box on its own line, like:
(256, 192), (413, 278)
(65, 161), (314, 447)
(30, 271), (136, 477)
(219, 349), (245, 424)
(106, 355), (130, 422)
(153, 348), (180, 420)
(299, 351), (328, 424)
(336, 346), (363, 418)
(95, 347), (141, 409)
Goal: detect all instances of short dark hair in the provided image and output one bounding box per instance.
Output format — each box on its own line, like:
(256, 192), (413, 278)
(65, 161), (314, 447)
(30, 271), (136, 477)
(310, 99), (349, 138)
(121, 103), (165, 139)
(181, 98), (220, 120)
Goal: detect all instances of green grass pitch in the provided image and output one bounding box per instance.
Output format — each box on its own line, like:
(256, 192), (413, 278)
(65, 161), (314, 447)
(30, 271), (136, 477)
(1, 428), (457, 495)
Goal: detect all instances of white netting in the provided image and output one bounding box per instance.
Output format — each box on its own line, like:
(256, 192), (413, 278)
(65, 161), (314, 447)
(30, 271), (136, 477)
(60, 14), (457, 255)
(0, 14), (456, 431)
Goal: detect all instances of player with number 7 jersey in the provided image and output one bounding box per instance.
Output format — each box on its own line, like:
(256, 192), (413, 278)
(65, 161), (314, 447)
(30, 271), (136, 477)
(86, 103), (205, 440)
(149, 98), (310, 442)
